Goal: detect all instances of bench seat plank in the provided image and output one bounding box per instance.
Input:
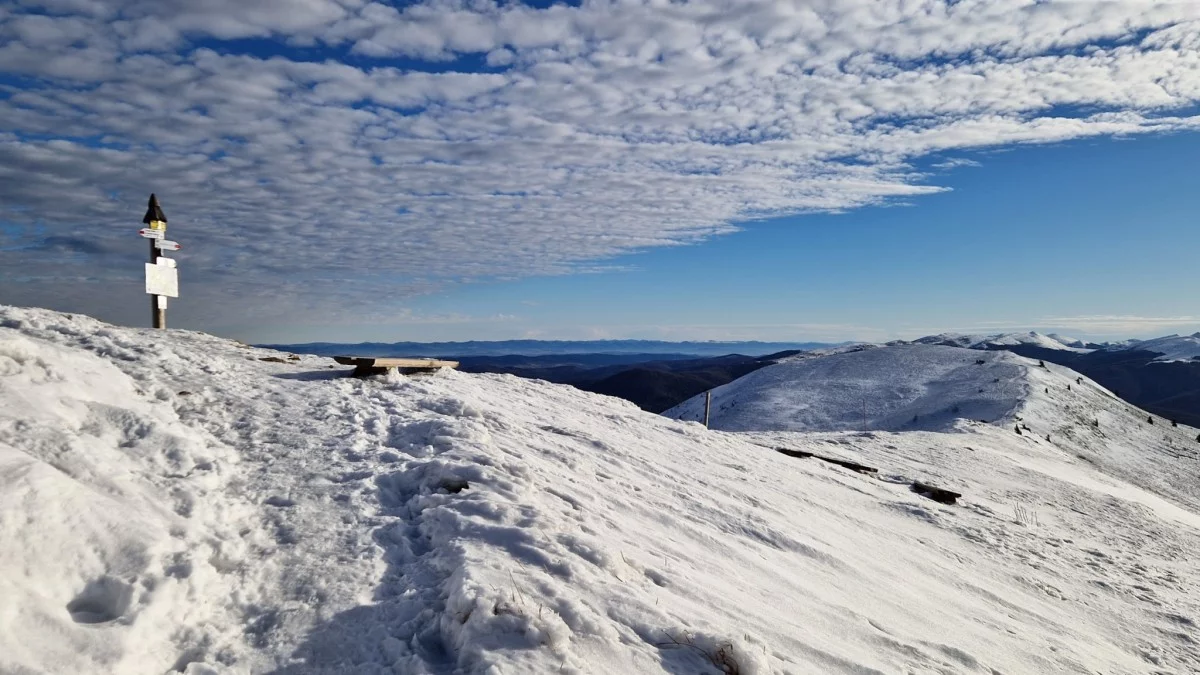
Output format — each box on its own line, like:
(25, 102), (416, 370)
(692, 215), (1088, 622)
(334, 356), (459, 369)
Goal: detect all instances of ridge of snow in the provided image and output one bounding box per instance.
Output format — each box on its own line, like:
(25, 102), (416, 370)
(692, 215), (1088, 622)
(1045, 333), (1087, 348)
(3, 306), (1200, 674)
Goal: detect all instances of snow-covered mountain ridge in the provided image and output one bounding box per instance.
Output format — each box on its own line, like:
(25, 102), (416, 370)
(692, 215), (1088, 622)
(1124, 333), (1200, 363)
(3, 306), (1200, 674)
(665, 343), (1200, 512)
(913, 331), (1093, 352)
(912, 330), (1200, 362)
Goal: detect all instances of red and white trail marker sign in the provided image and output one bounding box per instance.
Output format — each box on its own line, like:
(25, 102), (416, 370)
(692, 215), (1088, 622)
(155, 239), (181, 251)
(139, 228), (164, 239)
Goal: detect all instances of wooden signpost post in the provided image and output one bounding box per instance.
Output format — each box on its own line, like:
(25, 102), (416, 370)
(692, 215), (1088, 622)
(141, 194), (178, 329)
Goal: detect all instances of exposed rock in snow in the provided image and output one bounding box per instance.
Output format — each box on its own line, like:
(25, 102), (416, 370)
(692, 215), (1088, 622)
(3, 306), (1200, 674)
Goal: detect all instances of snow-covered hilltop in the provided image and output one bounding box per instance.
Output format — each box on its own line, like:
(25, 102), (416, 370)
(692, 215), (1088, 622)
(913, 331), (1092, 352)
(1118, 333), (1200, 363)
(666, 342), (1200, 511)
(4, 306), (1200, 674)
(666, 344), (1031, 433)
(911, 329), (1200, 362)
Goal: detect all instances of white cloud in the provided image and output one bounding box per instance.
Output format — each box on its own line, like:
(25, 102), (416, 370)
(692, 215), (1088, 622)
(1035, 315), (1200, 335)
(2, 1), (1200, 328)
(931, 157), (982, 170)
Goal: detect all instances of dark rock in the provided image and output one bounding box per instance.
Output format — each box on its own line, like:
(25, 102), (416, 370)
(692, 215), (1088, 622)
(911, 481), (961, 505)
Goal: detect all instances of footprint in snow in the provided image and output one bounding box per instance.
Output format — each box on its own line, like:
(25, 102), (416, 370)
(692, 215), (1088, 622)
(67, 577), (134, 625)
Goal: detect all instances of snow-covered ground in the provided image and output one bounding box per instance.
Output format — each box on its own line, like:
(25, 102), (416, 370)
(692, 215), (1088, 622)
(666, 343), (1200, 512)
(3, 306), (1200, 674)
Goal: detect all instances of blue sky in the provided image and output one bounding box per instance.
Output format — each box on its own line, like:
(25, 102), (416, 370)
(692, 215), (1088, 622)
(335, 131), (1200, 343)
(2, 1), (1200, 343)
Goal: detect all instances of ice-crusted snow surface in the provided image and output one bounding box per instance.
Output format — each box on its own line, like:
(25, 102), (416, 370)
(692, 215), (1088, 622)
(4, 306), (1200, 674)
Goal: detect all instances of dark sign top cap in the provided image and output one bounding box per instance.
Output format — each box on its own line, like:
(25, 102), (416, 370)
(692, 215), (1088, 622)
(142, 193), (167, 224)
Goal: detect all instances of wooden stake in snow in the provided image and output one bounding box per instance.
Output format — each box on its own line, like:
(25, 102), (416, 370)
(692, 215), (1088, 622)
(703, 391), (712, 428)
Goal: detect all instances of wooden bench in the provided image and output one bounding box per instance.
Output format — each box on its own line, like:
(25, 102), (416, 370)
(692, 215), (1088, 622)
(334, 356), (459, 377)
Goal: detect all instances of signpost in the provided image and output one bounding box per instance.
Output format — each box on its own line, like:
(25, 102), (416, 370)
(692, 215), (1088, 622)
(141, 194), (176, 329)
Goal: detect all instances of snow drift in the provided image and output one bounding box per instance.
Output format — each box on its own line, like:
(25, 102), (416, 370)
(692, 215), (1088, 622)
(3, 306), (1200, 674)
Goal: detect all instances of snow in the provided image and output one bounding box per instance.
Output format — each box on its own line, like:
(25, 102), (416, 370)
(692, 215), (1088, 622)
(665, 344), (1029, 433)
(3, 306), (1200, 674)
(1116, 333), (1200, 362)
(666, 342), (1200, 512)
(914, 331), (1092, 352)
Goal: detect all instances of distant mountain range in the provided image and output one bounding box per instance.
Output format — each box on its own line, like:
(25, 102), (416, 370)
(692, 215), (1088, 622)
(259, 339), (837, 358)
(264, 332), (1200, 424)
(262, 340), (826, 413)
(912, 330), (1200, 361)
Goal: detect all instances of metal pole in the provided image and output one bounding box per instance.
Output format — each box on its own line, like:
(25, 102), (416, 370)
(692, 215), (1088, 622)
(149, 238), (165, 329)
(704, 391), (712, 428)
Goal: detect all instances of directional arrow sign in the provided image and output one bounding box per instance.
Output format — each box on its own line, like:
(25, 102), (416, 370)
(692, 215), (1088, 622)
(155, 240), (181, 251)
(139, 228), (164, 239)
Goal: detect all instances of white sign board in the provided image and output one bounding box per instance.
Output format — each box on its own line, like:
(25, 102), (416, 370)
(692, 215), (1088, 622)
(156, 256), (176, 268)
(157, 296), (168, 309)
(145, 263), (179, 298)
(139, 228), (164, 239)
(156, 239), (181, 251)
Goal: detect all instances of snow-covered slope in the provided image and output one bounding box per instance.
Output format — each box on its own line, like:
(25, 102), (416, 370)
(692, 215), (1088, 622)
(666, 344), (1032, 433)
(4, 306), (1200, 674)
(666, 343), (1200, 512)
(1118, 333), (1200, 362)
(915, 331), (1091, 352)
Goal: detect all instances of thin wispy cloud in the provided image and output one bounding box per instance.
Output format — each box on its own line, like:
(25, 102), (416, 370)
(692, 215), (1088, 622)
(938, 316), (1200, 339)
(527, 321), (888, 342)
(930, 158), (983, 170)
(1036, 315), (1200, 335)
(2, 1), (1200, 326)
